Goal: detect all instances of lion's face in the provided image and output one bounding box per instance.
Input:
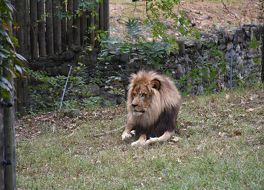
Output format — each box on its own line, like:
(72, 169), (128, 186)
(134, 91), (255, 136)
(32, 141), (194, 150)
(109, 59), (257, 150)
(130, 84), (153, 116)
(129, 77), (161, 117)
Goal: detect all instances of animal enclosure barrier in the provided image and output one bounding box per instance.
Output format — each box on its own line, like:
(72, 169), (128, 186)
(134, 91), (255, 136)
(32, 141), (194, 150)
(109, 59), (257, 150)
(13, 0), (109, 60)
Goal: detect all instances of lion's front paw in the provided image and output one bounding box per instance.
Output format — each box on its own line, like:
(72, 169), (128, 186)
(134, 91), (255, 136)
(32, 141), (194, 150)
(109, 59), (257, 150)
(131, 140), (147, 147)
(131, 141), (142, 147)
(122, 132), (132, 141)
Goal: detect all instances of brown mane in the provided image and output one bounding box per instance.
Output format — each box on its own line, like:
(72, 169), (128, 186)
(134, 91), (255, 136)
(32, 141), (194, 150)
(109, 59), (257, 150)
(127, 70), (181, 127)
(122, 70), (182, 146)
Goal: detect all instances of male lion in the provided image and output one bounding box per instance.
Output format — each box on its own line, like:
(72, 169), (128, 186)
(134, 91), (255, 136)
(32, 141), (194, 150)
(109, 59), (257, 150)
(122, 70), (182, 146)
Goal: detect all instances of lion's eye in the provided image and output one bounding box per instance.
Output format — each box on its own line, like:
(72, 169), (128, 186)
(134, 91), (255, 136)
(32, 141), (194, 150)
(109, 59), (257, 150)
(140, 94), (146, 99)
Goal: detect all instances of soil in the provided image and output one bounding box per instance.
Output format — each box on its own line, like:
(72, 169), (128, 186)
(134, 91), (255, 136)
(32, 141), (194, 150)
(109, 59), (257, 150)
(181, 0), (262, 31)
(109, 0), (262, 39)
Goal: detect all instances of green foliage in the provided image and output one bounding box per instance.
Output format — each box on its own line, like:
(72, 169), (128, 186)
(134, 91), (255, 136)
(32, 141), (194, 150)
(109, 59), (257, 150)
(249, 36), (260, 49)
(99, 39), (172, 67)
(28, 70), (109, 113)
(0, 0), (26, 100)
(178, 44), (226, 94)
(126, 18), (141, 40)
(98, 0), (198, 52)
(146, 0), (193, 38)
(253, 57), (261, 65)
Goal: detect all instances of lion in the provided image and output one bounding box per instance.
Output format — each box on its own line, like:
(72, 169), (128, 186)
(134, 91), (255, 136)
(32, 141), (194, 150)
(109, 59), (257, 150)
(121, 70), (182, 146)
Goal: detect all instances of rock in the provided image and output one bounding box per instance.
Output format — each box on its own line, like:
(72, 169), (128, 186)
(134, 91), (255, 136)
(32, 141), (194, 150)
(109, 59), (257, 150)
(235, 44), (241, 52)
(87, 83), (101, 96)
(227, 42), (233, 50)
(225, 49), (236, 62)
(197, 85), (204, 94)
(175, 64), (185, 79)
(120, 53), (129, 62)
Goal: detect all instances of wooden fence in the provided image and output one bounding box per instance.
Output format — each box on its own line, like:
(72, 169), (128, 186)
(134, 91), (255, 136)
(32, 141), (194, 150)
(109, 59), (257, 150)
(0, 94), (16, 190)
(14, 0), (109, 60)
(0, 105), (3, 190)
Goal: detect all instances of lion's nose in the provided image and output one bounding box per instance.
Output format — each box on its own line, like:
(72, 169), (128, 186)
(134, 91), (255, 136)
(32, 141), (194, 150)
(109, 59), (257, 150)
(132, 103), (137, 108)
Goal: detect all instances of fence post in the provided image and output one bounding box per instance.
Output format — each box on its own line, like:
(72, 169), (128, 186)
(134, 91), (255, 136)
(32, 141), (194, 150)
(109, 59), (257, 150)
(38, 0), (47, 57)
(15, 0), (25, 55)
(261, 25), (264, 83)
(103, 0), (109, 31)
(88, 12), (95, 48)
(46, 0), (54, 55)
(61, 0), (67, 51)
(80, 13), (88, 46)
(15, 0), (27, 115)
(53, 0), (62, 54)
(67, 0), (74, 49)
(24, 0), (31, 59)
(99, 1), (104, 30)
(30, 0), (38, 59)
(73, 0), (81, 46)
(3, 65), (16, 190)
(0, 103), (4, 190)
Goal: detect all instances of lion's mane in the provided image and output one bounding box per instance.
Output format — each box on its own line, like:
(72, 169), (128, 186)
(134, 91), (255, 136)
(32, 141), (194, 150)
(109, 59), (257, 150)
(127, 70), (182, 137)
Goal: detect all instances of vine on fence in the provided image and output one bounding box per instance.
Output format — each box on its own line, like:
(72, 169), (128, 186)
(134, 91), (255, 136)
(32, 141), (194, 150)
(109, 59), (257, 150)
(0, 0), (26, 101)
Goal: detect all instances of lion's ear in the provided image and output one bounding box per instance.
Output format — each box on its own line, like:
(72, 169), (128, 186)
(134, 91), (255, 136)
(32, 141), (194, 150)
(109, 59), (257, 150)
(151, 79), (161, 90)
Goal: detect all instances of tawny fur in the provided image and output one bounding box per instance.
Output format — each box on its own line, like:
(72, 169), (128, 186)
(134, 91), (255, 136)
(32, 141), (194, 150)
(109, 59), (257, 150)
(122, 70), (182, 146)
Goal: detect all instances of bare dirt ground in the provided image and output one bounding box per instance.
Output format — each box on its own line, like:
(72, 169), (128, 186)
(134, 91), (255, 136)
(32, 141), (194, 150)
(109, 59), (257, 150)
(181, 0), (262, 31)
(109, 0), (262, 39)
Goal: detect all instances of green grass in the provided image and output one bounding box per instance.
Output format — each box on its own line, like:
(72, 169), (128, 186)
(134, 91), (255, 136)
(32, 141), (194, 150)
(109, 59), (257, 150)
(17, 87), (264, 189)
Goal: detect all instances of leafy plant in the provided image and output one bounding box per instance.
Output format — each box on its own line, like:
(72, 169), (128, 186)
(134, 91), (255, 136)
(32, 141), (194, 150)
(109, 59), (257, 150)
(249, 36), (259, 49)
(28, 70), (107, 113)
(177, 44), (226, 94)
(0, 0), (26, 100)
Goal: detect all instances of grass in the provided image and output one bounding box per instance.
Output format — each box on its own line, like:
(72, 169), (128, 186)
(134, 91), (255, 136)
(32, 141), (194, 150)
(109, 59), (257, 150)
(17, 87), (264, 189)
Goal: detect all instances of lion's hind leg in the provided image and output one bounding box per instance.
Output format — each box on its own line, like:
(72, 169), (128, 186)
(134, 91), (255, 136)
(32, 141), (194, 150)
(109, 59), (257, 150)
(146, 131), (175, 145)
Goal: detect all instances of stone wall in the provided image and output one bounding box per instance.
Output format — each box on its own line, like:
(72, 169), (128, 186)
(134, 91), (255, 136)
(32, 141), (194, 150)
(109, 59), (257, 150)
(80, 24), (262, 100)
(30, 24), (262, 105)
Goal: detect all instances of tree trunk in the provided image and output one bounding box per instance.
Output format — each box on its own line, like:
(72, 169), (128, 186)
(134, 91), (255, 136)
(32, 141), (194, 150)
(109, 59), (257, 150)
(53, 0), (62, 54)
(37, 0), (47, 57)
(46, 0), (54, 55)
(30, 0), (38, 59)
(0, 104), (4, 190)
(73, 0), (80, 46)
(67, 0), (73, 49)
(3, 66), (16, 190)
(261, 25), (264, 83)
